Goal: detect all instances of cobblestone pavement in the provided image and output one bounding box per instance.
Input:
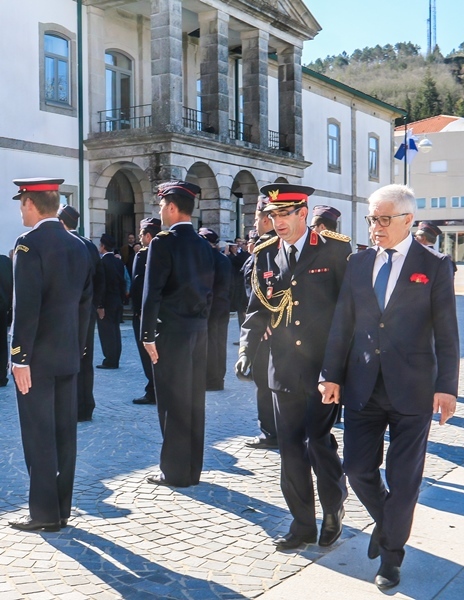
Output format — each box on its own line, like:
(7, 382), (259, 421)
(0, 299), (463, 600)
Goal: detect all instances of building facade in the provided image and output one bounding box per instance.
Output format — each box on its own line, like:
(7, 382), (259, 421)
(394, 116), (464, 263)
(0, 0), (402, 254)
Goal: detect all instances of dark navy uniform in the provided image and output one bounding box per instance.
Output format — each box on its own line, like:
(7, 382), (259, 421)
(11, 220), (92, 524)
(131, 246), (156, 402)
(240, 223), (351, 539)
(97, 237), (126, 369)
(0, 255), (13, 387)
(242, 231), (278, 444)
(141, 223), (214, 487)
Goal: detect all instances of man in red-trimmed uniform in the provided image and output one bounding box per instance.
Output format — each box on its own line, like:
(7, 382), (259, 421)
(236, 183), (351, 550)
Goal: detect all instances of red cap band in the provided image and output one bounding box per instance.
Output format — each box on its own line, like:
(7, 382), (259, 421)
(19, 183), (60, 193)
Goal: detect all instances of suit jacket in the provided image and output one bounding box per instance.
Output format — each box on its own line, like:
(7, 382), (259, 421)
(131, 246), (148, 316)
(210, 248), (231, 320)
(241, 228), (351, 393)
(0, 255), (13, 314)
(320, 238), (459, 414)
(100, 252), (126, 309)
(10, 221), (93, 375)
(141, 224), (214, 340)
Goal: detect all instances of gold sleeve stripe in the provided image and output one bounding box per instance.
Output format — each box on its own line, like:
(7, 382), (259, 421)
(11, 347), (21, 355)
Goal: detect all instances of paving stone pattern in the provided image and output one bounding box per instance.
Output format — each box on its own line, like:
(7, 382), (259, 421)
(0, 299), (463, 599)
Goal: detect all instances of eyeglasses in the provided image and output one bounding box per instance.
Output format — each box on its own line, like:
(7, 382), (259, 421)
(365, 213), (409, 227)
(268, 207), (301, 219)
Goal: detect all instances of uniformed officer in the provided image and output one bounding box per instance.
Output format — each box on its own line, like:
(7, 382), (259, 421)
(141, 181), (214, 488)
(131, 217), (161, 405)
(0, 253), (13, 387)
(57, 204), (105, 421)
(8, 178), (92, 532)
(311, 205), (341, 233)
(235, 183), (351, 550)
(96, 233), (126, 369)
(198, 227), (231, 391)
(414, 221), (441, 248)
(242, 195), (279, 449)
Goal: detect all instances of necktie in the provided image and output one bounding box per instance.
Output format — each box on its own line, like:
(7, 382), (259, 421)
(374, 249), (396, 311)
(288, 245), (297, 273)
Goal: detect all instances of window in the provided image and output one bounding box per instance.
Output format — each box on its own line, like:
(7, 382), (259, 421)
(39, 24), (76, 116)
(416, 198), (426, 209)
(368, 134), (379, 180)
(45, 34), (69, 104)
(451, 196), (464, 208)
(430, 161), (448, 173)
(328, 120), (341, 172)
(105, 51), (133, 131)
(431, 197), (446, 208)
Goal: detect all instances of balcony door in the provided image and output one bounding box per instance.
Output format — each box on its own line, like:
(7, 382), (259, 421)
(105, 51), (132, 131)
(105, 171), (135, 251)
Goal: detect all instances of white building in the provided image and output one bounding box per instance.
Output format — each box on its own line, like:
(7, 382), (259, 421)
(0, 0), (403, 254)
(394, 115), (464, 262)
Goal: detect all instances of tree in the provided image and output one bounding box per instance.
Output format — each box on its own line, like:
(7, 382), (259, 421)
(413, 71), (442, 120)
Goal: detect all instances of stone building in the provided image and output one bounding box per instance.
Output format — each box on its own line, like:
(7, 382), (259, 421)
(0, 0), (403, 252)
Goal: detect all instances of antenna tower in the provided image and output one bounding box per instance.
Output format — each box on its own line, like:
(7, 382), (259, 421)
(427, 0), (437, 55)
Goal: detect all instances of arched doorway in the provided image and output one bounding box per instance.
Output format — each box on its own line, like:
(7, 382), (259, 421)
(105, 170), (135, 250)
(230, 171), (259, 239)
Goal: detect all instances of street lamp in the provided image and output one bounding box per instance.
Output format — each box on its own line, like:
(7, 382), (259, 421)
(418, 137), (433, 153)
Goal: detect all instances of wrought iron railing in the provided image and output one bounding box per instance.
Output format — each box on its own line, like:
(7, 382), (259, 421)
(183, 107), (214, 132)
(98, 104), (152, 132)
(229, 119), (252, 142)
(268, 129), (288, 151)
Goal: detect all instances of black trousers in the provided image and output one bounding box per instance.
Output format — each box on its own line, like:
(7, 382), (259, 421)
(206, 313), (229, 389)
(154, 329), (208, 487)
(273, 388), (346, 536)
(132, 314), (156, 401)
(252, 340), (277, 439)
(16, 372), (78, 523)
(77, 308), (97, 419)
(0, 309), (8, 384)
(97, 304), (122, 367)
(343, 374), (432, 567)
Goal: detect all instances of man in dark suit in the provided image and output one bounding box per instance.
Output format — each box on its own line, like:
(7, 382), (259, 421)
(96, 233), (126, 369)
(236, 183), (351, 550)
(242, 196), (279, 450)
(0, 253), (13, 387)
(198, 227), (231, 392)
(8, 178), (92, 532)
(131, 217), (161, 405)
(319, 184), (459, 590)
(141, 181), (214, 488)
(57, 205), (105, 421)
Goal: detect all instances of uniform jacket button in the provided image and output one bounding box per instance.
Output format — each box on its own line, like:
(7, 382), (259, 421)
(296, 340), (302, 346)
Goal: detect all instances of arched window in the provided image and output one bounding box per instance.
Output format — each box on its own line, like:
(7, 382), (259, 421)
(44, 33), (70, 105)
(105, 51), (133, 130)
(368, 134), (380, 180)
(327, 120), (341, 172)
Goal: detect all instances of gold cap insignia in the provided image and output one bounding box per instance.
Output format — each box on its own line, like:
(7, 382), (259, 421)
(268, 189), (279, 201)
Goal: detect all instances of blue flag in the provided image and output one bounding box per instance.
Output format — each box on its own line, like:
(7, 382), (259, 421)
(395, 131), (418, 164)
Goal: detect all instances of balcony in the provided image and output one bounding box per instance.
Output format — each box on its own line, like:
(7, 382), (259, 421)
(98, 104), (152, 132)
(182, 107), (214, 133)
(268, 129), (289, 152)
(229, 119), (252, 143)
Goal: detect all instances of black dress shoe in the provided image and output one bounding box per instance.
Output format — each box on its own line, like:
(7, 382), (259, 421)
(319, 507), (345, 546)
(9, 516), (61, 532)
(368, 525), (381, 559)
(245, 436), (279, 449)
(146, 474), (191, 488)
(96, 364), (118, 370)
(60, 519), (68, 528)
(132, 396), (156, 405)
(273, 531), (318, 550)
(375, 562), (400, 590)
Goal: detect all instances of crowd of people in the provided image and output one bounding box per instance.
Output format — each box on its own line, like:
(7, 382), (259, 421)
(2, 176), (459, 593)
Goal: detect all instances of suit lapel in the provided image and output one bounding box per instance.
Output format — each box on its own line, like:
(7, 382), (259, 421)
(384, 240), (425, 315)
(358, 248), (381, 312)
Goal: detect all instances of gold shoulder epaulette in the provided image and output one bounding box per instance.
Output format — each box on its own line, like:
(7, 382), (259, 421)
(139, 246), (148, 252)
(253, 235), (279, 254)
(15, 244), (29, 254)
(156, 231), (171, 237)
(320, 230), (351, 243)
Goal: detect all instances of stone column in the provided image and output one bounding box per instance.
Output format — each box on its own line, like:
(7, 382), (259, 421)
(151, 0), (183, 133)
(200, 197), (234, 239)
(198, 10), (230, 138)
(278, 45), (303, 155)
(87, 6), (106, 133)
(241, 29), (269, 147)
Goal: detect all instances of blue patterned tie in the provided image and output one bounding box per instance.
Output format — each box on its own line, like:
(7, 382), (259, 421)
(374, 249), (396, 312)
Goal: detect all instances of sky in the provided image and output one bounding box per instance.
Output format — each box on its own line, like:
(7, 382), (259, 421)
(302, 0), (464, 64)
